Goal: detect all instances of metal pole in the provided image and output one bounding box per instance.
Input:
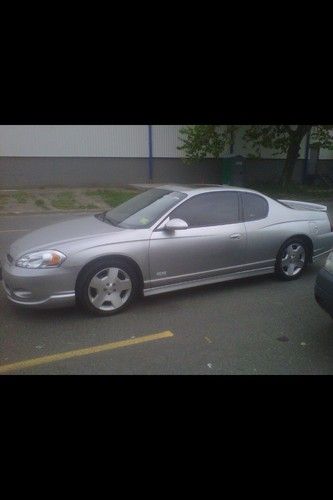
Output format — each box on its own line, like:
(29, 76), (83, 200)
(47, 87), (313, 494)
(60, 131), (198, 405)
(230, 128), (234, 155)
(148, 125), (153, 182)
(303, 130), (311, 184)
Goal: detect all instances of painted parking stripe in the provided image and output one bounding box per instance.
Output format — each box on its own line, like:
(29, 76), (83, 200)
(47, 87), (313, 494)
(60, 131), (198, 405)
(0, 331), (174, 374)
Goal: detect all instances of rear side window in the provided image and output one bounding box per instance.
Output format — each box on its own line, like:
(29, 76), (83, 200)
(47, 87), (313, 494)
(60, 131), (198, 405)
(170, 192), (240, 227)
(242, 193), (268, 221)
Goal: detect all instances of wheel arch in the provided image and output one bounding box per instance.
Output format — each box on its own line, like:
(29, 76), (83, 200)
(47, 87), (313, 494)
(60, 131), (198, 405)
(279, 234), (314, 263)
(75, 254), (144, 294)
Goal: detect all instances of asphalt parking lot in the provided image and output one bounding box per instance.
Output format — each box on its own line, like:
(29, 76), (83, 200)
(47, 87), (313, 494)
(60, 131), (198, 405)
(1, 211), (333, 375)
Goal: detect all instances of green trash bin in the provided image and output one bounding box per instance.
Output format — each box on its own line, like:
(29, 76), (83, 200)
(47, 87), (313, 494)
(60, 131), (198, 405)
(221, 155), (245, 186)
(221, 157), (233, 184)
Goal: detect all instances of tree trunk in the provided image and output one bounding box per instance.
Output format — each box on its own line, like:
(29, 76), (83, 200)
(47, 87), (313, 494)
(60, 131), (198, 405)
(280, 142), (300, 189)
(280, 125), (312, 189)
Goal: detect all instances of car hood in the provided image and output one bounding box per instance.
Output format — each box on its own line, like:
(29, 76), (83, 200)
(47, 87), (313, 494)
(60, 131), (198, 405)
(9, 215), (130, 260)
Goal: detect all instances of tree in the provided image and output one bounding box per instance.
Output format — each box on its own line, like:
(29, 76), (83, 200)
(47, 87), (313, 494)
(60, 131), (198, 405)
(178, 125), (333, 187)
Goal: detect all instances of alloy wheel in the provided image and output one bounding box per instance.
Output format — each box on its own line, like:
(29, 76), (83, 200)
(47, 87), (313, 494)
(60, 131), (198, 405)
(281, 243), (306, 277)
(88, 267), (132, 311)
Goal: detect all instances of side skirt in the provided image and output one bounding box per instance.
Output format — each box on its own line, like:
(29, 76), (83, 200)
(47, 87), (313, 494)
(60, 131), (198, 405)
(313, 249), (331, 261)
(143, 267), (275, 297)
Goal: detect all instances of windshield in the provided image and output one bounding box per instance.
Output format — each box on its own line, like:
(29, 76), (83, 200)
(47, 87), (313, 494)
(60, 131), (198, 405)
(105, 188), (187, 229)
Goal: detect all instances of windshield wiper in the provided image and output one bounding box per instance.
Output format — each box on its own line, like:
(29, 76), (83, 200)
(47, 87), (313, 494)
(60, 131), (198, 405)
(95, 211), (116, 224)
(95, 211), (107, 222)
(95, 212), (119, 227)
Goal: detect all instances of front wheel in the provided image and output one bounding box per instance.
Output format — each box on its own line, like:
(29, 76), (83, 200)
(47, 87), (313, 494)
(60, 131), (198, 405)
(275, 240), (308, 281)
(76, 258), (140, 315)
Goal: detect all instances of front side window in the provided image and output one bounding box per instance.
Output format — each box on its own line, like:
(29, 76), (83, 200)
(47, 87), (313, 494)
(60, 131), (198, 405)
(105, 189), (187, 229)
(170, 192), (240, 227)
(242, 193), (268, 221)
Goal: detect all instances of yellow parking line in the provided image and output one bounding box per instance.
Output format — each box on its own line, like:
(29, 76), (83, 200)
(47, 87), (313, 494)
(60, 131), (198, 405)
(0, 331), (174, 374)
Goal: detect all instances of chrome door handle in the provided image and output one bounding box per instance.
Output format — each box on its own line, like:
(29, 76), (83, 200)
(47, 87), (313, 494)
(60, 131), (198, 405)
(229, 233), (241, 239)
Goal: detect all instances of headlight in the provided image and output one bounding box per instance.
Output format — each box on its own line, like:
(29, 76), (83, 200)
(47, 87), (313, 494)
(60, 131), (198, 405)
(16, 250), (66, 269)
(324, 252), (333, 274)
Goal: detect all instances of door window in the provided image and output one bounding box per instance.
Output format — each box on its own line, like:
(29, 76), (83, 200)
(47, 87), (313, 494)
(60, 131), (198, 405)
(170, 192), (240, 227)
(242, 193), (268, 221)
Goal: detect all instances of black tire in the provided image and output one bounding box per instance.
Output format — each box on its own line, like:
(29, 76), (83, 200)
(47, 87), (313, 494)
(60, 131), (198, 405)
(275, 238), (309, 281)
(76, 258), (141, 316)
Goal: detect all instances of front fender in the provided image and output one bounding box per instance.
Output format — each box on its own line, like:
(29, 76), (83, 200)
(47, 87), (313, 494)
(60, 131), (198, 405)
(63, 240), (151, 283)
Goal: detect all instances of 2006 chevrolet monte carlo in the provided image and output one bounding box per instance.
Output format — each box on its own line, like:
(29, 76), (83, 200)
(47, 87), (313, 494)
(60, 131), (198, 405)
(2, 185), (333, 316)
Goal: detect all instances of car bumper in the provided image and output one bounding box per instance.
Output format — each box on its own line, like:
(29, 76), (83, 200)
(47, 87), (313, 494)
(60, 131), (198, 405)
(314, 268), (333, 318)
(1, 259), (76, 309)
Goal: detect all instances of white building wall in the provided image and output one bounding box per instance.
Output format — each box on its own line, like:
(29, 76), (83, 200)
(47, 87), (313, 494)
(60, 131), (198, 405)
(0, 125), (148, 157)
(153, 125), (185, 157)
(319, 148), (333, 159)
(0, 125), (333, 160)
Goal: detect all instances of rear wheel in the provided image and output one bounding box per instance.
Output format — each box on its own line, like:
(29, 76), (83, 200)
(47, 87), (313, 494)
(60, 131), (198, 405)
(275, 239), (308, 281)
(76, 258), (140, 315)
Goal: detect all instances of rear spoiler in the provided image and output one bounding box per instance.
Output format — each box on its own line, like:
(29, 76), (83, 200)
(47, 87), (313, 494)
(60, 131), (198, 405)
(278, 199), (327, 212)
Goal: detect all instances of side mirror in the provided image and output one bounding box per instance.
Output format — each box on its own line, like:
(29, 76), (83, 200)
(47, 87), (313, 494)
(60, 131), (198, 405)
(165, 218), (189, 231)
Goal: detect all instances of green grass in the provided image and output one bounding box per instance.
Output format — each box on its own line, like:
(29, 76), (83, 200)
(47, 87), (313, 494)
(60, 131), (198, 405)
(0, 188), (138, 213)
(0, 194), (9, 208)
(0, 189), (138, 212)
(12, 191), (30, 203)
(78, 203), (98, 210)
(35, 198), (49, 210)
(51, 192), (78, 210)
(85, 189), (138, 207)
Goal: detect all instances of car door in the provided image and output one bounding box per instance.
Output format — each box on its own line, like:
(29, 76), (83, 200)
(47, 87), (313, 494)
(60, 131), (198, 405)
(240, 192), (275, 270)
(148, 191), (247, 287)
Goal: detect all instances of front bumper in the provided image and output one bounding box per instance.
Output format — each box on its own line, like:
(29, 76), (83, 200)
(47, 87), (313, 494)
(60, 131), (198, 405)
(314, 268), (333, 318)
(1, 258), (76, 309)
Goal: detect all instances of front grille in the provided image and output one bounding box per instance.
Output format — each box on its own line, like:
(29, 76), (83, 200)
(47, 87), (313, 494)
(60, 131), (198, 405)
(7, 254), (13, 264)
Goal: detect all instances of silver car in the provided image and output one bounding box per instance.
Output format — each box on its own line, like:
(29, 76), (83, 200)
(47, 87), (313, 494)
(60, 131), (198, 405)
(2, 185), (333, 315)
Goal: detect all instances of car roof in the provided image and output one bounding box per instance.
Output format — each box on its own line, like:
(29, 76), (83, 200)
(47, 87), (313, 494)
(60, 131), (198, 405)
(158, 184), (264, 196)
